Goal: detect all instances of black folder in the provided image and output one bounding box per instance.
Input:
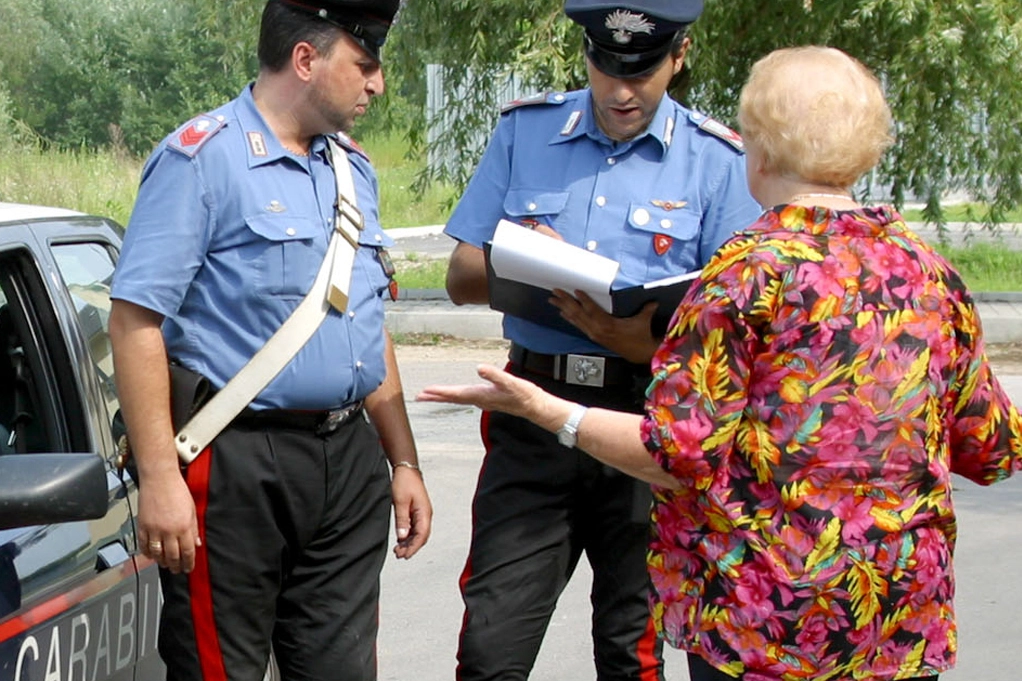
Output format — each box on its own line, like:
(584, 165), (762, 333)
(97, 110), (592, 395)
(484, 242), (700, 338)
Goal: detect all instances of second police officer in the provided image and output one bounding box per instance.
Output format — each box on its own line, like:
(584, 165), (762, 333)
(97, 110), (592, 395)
(443, 0), (762, 679)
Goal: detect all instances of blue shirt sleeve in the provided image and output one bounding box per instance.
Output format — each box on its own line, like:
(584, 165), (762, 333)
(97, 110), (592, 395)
(111, 147), (214, 317)
(443, 115), (515, 248)
(698, 153), (763, 265)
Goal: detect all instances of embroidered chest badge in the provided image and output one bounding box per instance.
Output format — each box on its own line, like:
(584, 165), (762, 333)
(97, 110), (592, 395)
(653, 234), (673, 256)
(651, 200), (687, 211)
(605, 10), (655, 44)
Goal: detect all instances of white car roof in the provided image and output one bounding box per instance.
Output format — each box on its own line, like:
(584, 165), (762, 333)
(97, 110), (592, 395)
(0, 202), (85, 224)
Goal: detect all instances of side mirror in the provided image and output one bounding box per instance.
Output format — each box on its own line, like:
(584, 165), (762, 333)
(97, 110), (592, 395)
(0, 453), (108, 530)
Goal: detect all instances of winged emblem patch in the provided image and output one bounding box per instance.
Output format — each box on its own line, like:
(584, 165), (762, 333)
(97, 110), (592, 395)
(605, 10), (655, 45)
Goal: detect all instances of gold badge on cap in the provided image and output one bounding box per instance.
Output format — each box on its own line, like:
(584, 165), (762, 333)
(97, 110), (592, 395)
(605, 10), (655, 45)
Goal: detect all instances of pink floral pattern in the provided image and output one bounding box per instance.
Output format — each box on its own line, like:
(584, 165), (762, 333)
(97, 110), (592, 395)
(642, 204), (1022, 680)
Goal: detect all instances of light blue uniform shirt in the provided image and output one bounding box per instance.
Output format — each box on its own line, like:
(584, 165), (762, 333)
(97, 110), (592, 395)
(112, 85), (394, 410)
(445, 89), (762, 355)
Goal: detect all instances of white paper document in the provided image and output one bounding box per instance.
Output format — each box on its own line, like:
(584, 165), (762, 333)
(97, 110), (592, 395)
(642, 268), (703, 289)
(488, 220), (620, 312)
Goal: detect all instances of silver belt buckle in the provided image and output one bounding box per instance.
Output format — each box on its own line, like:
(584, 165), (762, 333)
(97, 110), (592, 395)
(564, 354), (606, 387)
(317, 401), (362, 436)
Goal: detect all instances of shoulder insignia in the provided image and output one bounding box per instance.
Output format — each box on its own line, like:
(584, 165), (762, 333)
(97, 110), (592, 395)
(167, 115), (225, 158)
(500, 91), (569, 114)
(331, 132), (371, 162)
(692, 113), (744, 152)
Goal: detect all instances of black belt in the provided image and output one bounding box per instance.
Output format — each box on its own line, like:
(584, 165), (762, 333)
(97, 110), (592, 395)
(509, 344), (647, 388)
(232, 401), (365, 436)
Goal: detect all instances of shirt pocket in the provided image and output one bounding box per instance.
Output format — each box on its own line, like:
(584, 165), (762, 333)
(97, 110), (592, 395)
(243, 214), (323, 297)
(503, 189), (570, 229)
(356, 227), (396, 295)
(624, 203), (702, 281)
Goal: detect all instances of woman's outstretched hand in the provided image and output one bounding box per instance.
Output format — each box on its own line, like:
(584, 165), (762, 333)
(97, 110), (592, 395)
(416, 364), (548, 421)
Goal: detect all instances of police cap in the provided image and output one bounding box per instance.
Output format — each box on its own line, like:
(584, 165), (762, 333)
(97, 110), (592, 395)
(564, 0), (703, 78)
(277, 0), (400, 62)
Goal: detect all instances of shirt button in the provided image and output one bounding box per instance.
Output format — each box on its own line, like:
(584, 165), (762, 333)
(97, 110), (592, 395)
(528, 202), (538, 211)
(632, 208), (650, 226)
(607, 157), (617, 166)
(374, 234), (382, 242)
(216, 115), (225, 122)
(356, 361), (364, 369)
(554, 94), (565, 102)
(595, 196), (607, 207)
(586, 240), (598, 251)
(348, 311), (356, 319)
(285, 228), (296, 236)
(660, 219), (673, 229)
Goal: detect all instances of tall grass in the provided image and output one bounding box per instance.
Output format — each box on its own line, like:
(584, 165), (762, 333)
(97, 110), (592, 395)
(360, 133), (457, 228)
(0, 146), (141, 226)
(0, 132), (454, 229)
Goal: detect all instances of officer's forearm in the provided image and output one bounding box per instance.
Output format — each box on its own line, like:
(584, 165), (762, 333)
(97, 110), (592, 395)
(445, 241), (489, 305)
(364, 332), (420, 469)
(109, 300), (179, 478)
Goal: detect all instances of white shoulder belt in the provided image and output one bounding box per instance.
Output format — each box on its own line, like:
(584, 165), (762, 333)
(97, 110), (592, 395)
(174, 138), (362, 464)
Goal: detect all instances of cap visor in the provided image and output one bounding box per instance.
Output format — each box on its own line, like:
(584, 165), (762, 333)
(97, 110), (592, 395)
(584, 39), (671, 78)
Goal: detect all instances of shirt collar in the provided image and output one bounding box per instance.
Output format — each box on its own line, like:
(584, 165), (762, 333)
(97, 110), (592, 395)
(234, 84), (329, 170)
(550, 90), (674, 159)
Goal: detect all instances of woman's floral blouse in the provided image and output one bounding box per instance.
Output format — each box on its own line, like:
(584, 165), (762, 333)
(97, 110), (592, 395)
(642, 204), (1022, 680)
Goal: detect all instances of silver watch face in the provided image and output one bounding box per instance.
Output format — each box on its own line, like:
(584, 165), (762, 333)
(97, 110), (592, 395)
(557, 427), (577, 448)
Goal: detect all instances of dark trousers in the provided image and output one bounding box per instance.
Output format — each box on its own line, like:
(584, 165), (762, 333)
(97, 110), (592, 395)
(457, 365), (663, 681)
(686, 654), (940, 681)
(158, 414), (392, 681)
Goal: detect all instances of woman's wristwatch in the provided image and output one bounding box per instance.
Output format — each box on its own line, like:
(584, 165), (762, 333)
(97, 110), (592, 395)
(556, 404), (589, 448)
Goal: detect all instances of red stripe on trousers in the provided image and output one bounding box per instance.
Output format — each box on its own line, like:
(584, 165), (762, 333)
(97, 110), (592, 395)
(455, 408), (493, 680)
(636, 612), (661, 681)
(186, 446), (228, 680)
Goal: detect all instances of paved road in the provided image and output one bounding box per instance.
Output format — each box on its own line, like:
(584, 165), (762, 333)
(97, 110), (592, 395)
(377, 344), (1022, 681)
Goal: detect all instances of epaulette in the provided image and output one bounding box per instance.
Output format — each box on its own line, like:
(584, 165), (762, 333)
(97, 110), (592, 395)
(500, 91), (569, 114)
(689, 111), (744, 152)
(167, 114), (226, 158)
(330, 131), (371, 162)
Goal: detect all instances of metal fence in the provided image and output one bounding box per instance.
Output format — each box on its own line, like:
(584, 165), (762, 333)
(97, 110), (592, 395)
(425, 64), (533, 178)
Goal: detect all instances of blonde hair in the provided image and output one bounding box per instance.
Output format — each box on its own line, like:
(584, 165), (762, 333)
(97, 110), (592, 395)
(737, 46), (894, 188)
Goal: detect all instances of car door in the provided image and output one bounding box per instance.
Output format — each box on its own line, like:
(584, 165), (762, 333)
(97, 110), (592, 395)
(0, 221), (163, 681)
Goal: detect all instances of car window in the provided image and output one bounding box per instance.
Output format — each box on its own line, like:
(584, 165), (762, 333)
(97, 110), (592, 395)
(0, 274), (56, 455)
(51, 243), (120, 418)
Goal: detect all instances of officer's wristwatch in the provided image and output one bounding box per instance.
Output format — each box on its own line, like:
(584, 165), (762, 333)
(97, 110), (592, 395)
(556, 404), (589, 448)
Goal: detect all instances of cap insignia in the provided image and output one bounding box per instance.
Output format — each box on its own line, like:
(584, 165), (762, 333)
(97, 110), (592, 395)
(605, 10), (655, 45)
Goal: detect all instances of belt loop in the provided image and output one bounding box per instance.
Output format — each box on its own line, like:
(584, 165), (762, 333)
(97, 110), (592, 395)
(552, 354), (563, 381)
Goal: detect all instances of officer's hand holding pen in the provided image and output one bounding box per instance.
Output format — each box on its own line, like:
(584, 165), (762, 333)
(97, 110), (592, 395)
(549, 289), (661, 364)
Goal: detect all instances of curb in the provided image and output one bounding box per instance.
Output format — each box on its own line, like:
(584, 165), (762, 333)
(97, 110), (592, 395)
(386, 295), (1022, 345)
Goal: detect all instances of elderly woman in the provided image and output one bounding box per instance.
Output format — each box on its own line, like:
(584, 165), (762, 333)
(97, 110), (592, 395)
(420, 46), (1022, 681)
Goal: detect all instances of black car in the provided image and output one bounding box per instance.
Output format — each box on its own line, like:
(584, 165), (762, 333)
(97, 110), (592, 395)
(0, 203), (164, 681)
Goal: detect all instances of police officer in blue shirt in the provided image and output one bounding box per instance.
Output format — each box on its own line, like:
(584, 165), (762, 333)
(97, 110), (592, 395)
(109, 2), (432, 679)
(443, 1), (761, 678)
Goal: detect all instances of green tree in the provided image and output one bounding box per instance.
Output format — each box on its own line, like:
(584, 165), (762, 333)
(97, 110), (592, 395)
(389, 0), (1022, 226)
